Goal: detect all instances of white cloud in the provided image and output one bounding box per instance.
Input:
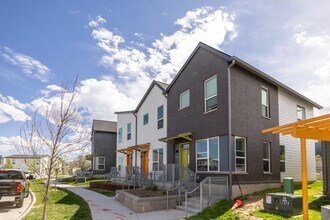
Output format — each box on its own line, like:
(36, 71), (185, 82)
(0, 47), (51, 82)
(294, 31), (330, 47)
(0, 94), (30, 123)
(89, 7), (237, 99)
(88, 15), (107, 28)
(0, 136), (19, 156)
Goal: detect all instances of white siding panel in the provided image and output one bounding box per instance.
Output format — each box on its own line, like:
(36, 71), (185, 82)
(116, 112), (136, 167)
(278, 89), (316, 182)
(137, 85), (167, 172)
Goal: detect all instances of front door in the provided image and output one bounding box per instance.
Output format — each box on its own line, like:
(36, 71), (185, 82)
(141, 151), (149, 175)
(127, 154), (132, 167)
(180, 143), (189, 177)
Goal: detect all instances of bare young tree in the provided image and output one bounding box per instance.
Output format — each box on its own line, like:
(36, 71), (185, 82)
(14, 77), (89, 220)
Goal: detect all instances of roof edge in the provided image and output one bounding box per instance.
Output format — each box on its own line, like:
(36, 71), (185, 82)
(114, 110), (135, 114)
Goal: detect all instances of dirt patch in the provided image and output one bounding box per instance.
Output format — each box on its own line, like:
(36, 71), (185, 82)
(124, 189), (175, 198)
(90, 181), (133, 191)
(233, 194), (264, 220)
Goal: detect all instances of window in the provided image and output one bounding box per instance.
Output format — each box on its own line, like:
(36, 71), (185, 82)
(263, 142), (271, 173)
(95, 157), (105, 170)
(204, 76), (217, 112)
(196, 137), (219, 172)
(235, 137), (247, 172)
(143, 113), (149, 125)
(280, 145), (285, 172)
(118, 127), (122, 143)
(261, 87), (270, 118)
(127, 123), (131, 140)
(157, 105), (164, 129)
(152, 148), (164, 171)
(117, 155), (124, 166)
(297, 105), (306, 121)
(179, 90), (190, 109)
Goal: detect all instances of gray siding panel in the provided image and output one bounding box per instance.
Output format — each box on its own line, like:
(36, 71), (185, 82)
(219, 135), (229, 172)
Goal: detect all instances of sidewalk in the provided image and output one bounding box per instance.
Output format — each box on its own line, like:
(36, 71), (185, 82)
(58, 184), (191, 220)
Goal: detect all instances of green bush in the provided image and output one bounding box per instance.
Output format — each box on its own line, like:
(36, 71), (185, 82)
(146, 184), (158, 191)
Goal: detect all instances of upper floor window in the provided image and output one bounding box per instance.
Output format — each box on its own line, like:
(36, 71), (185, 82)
(263, 142), (271, 173)
(297, 105), (306, 121)
(204, 75), (217, 112)
(127, 123), (131, 140)
(157, 105), (164, 129)
(196, 137), (219, 172)
(261, 87), (270, 118)
(179, 90), (190, 110)
(118, 127), (123, 143)
(143, 113), (149, 125)
(280, 145), (285, 172)
(235, 137), (247, 173)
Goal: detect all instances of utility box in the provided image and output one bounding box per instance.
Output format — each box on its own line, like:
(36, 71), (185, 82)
(263, 193), (302, 216)
(283, 177), (294, 194)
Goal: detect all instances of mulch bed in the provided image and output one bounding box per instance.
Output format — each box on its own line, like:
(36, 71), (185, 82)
(90, 181), (133, 191)
(124, 189), (175, 198)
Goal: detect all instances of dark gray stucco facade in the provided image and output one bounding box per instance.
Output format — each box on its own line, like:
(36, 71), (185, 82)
(91, 120), (117, 174)
(166, 43), (280, 186)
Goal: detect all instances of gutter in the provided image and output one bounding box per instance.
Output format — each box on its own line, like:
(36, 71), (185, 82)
(133, 112), (138, 168)
(227, 59), (236, 200)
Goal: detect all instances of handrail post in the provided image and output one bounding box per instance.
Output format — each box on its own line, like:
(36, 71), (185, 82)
(172, 165), (175, 187)
(185, 192), (188, 218)
(178, 187), (181, 206)
(208, 177), (211, 206)
(166, 190), (169, 211)
(200, 182), (203, 211)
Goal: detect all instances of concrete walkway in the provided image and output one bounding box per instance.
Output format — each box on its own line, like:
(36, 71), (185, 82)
(58, 184), (191, 220)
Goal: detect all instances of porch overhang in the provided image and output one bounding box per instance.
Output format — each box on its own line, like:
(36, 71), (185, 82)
(116, 147), (134, 155)
(159, 132), (192, 143)
(131, 143), (150, 151)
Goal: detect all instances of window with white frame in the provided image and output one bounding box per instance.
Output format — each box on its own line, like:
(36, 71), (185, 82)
(280, 145), (285, 172)
(95, 156), (105, 170)
(179, 90), (190, 109)
(127, 123), (131, 140)
(118, 127), (122, 143)
(196, 137), (219, 172)
(263, 142), (271, 173)
(297, 105), (306, 121)
(117, 155), (124, 166)
(152, 148), (164, 171)
(157, 105), (164, 129)
(143, 113), (149, 125)
(235, 137), (247, 172)
(204, 76), (217, 112)
(261, 87), (270, 118)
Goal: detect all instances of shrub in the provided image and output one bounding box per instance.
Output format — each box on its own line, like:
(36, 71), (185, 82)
(146, 184), (158, 191)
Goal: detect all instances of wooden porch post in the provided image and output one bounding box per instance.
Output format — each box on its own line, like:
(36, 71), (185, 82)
(301, 138), (308, 220)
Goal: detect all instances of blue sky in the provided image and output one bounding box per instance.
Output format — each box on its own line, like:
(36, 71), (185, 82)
(1, 1), (330, 156)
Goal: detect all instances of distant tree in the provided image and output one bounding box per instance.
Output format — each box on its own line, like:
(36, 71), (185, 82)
(14, 77), (89, 220)
(5, 159), (13, 169)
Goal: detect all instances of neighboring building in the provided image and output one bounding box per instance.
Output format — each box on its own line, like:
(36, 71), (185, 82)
(4, 154), (50, 177)
(162, 42), (321, 198)
(115, 81), (168, 175)
(91, 120), (117, 174)
(0, 155), (3, 168)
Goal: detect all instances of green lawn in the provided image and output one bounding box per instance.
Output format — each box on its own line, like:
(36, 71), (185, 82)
(187, 181), (327, 220)
(23, 179), (92, 220)
(253, 181), (327, 220)
(59, 177), (107, 187)
(87, 188), (116, 197)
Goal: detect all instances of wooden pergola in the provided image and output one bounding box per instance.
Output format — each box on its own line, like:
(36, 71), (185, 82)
(263, 113), (330, 220)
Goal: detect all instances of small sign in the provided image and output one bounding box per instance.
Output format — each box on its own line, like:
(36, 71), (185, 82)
(266, 195), (272, 204)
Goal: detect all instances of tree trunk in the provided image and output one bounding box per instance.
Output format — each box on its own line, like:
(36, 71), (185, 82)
(42, 164), (53, 220)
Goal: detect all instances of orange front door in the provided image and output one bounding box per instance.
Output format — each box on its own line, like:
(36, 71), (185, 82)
(141, 151), (149, 175)
(127, 154), (132, 167)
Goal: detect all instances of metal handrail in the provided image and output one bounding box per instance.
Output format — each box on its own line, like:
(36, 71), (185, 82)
(166, 178), (190, 211)
(184, 177), (209, 217)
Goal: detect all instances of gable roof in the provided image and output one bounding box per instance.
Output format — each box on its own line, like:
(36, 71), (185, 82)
(92, 120), (117, 133)
(166, 42), (322, 109)
(114, 80), (168, 115)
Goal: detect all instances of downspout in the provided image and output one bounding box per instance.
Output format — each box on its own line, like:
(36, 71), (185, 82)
(227, 59), (236, 200)
(133, 112), (138, 168)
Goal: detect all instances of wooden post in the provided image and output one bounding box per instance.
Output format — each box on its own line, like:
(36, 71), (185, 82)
(301, 138), (308, 220)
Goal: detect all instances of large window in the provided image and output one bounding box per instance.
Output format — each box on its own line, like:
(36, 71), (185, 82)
(263, 142), (271, 173)
(117, 155), (124, 166)
(95, 156), (105, 170)
(157, 105), (164, 129)
(127, 123), (131, 140)
(297, 105), (306, 121)
(261, 87), (270, 118)
(204, 76), (217, 112)
(196, 137), (219, 172)
(152, 148), (164, 171)
(235, 137), (247, 172)
(280, 145), (285, 172)
(118, 127), (122, 143)
(179, 90), (190, 109)
(143, 113), (149, 125)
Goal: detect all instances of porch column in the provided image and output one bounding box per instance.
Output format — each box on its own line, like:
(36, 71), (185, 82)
(301, 138), (308, 220)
